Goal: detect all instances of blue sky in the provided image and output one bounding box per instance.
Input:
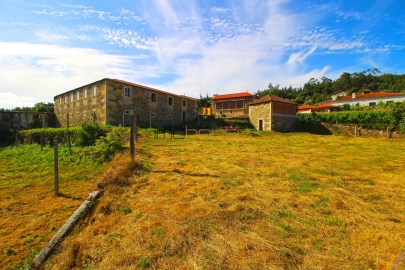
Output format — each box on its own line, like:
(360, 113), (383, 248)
(0, 0), (404, 108)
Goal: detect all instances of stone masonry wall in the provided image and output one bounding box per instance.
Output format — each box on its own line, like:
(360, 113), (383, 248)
(54, 79), (197, 128)
(0, 112), (55, 130)
(106, 80), (197, 128)
(249, 103), (271, 130)
(54, 80), (107, 127)
(271, 114), (297, 132)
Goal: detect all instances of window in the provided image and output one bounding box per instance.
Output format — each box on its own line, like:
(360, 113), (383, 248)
(216, 102), (223, 110)
(59, 97), (62, 105)
(168, 97), (173, 105)
(84, 89), (87, 99)
(182, 111), (186, 122)
(182, 100), (187, 107)
(76, 91), (80, 101)
(93, 86), (97, 97)
(124, 87), (130, 97)
(125, 110), (130, 114)
(64, 96), (67, 104)
(151, 93), (157, 102)
(71, 93), (74, 103)
(369, 102), (376, 106)
(236, 101), (244, 108)
(386, 101), (393, 103)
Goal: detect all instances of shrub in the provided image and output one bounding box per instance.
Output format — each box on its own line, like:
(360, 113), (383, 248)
(75, 123), (100, 147)
(78, 126), (128, 163)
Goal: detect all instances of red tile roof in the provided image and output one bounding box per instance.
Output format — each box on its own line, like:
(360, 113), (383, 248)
(298, 105), (315, 110)
(332, 92), (405, 102)
(298, 103), (338, 111)
(212, 92), (254, 100)
(249, 95), (296, 106)
(110, 79), (197, 100)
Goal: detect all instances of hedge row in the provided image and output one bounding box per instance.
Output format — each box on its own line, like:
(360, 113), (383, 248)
(297, 102), (405, 133)
(17, 124), (113, 145)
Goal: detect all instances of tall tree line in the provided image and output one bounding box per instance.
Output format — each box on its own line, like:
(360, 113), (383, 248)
(256, 69), (405, 105)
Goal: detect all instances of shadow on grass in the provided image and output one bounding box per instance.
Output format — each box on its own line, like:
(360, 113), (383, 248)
(152, 169), (220, 178)
(57, 193), (83, 201)
(298, 121), (333, 135)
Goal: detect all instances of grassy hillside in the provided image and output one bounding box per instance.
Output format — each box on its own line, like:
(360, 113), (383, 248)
(43, 132), (405, 269)
(0, 145), (107, 269)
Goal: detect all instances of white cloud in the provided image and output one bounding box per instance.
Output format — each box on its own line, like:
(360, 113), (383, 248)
(287, 47), (317, 66)
(0, 92), (38, 109)
(0, 42), (142, 109)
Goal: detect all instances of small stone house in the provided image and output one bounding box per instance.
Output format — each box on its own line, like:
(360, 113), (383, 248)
(211, 92), (255, 118)
(248, 95), (297, 132)
(54, 78), (197, 128)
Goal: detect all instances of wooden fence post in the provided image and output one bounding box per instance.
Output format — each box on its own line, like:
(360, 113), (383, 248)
(130, 111), (135, 163)
(54, 140), (59, 196)
(387, 126), (390, 139)
(41, 114), (45, 151)
(134, 113), (138, 142)
(15, 130), (18, 147)
(66, 113), (71, 155)
(354, 125), (357, 137)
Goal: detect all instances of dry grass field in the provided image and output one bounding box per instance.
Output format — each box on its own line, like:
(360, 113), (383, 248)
(0, 145), (106, 269)
(40, 131), (405, 269)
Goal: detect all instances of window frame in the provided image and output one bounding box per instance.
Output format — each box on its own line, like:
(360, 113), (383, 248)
(124, 87), (131, 97)
(151, 93), (157, 102)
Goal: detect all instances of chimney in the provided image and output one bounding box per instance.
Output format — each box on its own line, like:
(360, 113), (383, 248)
(352, 92), (356, 99)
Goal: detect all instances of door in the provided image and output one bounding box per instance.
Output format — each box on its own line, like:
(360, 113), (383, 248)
(258, 119), (263, 131)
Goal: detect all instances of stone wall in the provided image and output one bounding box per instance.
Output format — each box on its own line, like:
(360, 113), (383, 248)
(105, 80), (197, 128)
(54, 79), (107, 127)
(249, 102), (297, 132)
(249, 102), (271, 130)
(320, 123), (405, 138)
(54, 79), (197, 128)
(212, 96), (255, 118)
(271, 114), (297, 132)
(0, 112), (55, 130)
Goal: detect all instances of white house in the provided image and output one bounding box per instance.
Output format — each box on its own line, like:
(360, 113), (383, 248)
(325, 92), (405, 107)
(298, 104), (339, 113)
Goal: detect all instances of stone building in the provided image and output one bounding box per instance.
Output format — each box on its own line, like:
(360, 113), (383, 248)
(248, 95), (297, 132)
(54, 78), (197, 128)
(211, 92), (255, 118)
(0, 111), (54, 130)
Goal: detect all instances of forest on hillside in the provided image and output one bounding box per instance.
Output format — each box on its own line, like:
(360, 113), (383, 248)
(256, 69), (405, 105)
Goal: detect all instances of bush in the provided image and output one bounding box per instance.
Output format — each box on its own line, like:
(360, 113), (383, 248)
(78, 126), (128, 163)
(75, 123), (100, 147)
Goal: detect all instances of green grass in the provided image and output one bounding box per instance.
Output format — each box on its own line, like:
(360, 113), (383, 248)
(0, 144), (106, 269)
(42, 132), (405, 269)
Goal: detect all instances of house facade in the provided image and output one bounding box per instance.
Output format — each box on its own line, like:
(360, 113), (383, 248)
(326, 92), (405, 107)
(249, 95), (297, 132)
(54, 78), (197, 128)
(211, 92), (255, 118)
(298, 104), (339, 114)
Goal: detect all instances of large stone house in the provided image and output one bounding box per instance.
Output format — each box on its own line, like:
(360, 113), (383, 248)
(211, 92), (255, 118)
(54, 78), (197, 128)
(248, 95), (297, 132)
